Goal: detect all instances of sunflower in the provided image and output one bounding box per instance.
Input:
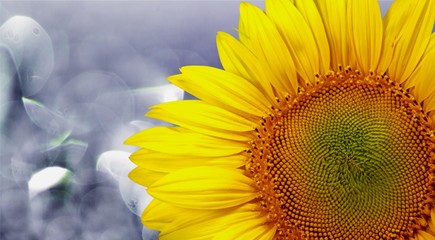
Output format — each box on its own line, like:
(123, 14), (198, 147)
(126, 0), (435, 239)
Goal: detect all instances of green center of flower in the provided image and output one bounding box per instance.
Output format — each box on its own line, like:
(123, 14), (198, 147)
(248, 73), (435, 239)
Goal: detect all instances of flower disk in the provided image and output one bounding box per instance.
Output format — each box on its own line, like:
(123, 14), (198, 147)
(249, 71), (435, 239)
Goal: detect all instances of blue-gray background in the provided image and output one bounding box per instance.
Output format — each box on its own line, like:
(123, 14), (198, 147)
(0, 1), (393, 240)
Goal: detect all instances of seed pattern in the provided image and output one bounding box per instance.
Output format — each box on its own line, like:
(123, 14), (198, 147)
(247, 69), (435, 239)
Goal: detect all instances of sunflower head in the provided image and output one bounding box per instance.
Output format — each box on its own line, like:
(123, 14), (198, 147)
(126, 0), (435, 239)
(249, 68), (435, 239)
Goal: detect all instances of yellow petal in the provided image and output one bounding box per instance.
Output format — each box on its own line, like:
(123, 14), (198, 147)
(238, 2), (298, 96)
(425, 92), (435, 113)
(415, 230), (435, 240)
(265, 0), (320, 84)
(347, 0), (382, 75)
(160, 211), (225, 240)
(427, 207), (435, 235)
(315, 0), (348, 70)
(214, 215), (276, 240)
(378, 0), (434, 83)
(160, 204), (262, 240)
(426, 207), (435, 236)
(407, 34), (435, 104)
(141, 199), (175, 230)
(148, 167), (257, 209)
(125, 126), (248, 157)
(147, 100), (254, 141)
(129, 166), (166, 186)
(130, 148), (245, 172)
(238, 3), (250, 50)
(142, 200), (180, 230)
(216, 31), (277, 104)
(169, 66), (272, 117)
(293, 0), (330, 74)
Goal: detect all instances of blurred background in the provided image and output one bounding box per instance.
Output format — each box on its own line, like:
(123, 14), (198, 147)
(0, 1), (393, 240)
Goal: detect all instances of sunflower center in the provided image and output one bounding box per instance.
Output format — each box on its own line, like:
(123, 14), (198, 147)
(247, 71), (435, 239)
